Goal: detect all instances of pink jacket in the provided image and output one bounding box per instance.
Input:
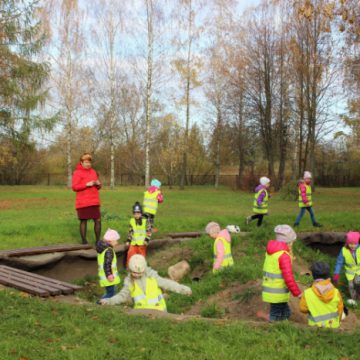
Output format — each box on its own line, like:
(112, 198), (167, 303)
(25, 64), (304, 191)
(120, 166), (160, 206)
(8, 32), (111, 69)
(213, 229), (231, 270)
(266, 240), (301, 297)
(298, 180), (309, 205)
(147, 186), (164, 203)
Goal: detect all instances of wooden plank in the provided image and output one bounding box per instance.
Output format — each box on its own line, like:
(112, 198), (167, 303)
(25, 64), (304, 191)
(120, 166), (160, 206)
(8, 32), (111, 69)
(0, 274), (49, 297)
(0, 266), (81, 291)
(0, 267), (68, 295)
(0, 244), (92, 257)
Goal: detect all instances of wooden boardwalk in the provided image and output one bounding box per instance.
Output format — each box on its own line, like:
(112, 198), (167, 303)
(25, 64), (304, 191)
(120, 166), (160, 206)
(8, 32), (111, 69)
(0, 265), (82, 297)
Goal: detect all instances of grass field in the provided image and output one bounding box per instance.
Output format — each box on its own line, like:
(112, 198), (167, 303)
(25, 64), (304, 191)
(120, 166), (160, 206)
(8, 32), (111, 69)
(0, 186), (359, 359)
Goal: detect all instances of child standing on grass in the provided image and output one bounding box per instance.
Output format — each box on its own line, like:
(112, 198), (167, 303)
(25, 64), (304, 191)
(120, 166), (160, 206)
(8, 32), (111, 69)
(126, 202), (152, 267)
(99, 255), (192, 311)
(143, 179), (163, 232)
(294, 171), (321, 228)
(300, 262), (344, 328)
(246, 177), (270, 227)
(96, 229), (121, 303)
(333, 231), (360, 305)
(260, 225), (302, 321)
(205, 222), (234, 273)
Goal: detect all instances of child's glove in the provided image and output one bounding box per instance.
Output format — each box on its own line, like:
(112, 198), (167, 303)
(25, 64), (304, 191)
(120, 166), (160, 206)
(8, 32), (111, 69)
(332, 274), (340, 283)
(125, 241), (130, 248)
(144, 238), (150, 246)
(107, 275), (114, 282)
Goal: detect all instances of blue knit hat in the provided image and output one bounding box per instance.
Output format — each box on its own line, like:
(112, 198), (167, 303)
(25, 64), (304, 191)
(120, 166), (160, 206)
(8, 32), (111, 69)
(150, 179), (161, 188)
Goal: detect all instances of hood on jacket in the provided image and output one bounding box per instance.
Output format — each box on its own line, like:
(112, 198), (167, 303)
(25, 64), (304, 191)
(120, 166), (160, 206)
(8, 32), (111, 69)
(147, 185), (160, 193)
(255, 184), (267, 192)
(75, 162), (92, 172)
(311, 279), (336, 303)
(266, 240), (289, 255)
(96, 240), (111, 254)
(218, 229), (231, 242)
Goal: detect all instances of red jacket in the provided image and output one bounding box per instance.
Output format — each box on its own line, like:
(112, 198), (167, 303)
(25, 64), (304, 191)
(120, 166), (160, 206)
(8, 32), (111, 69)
(266, 240), (301, 297)
(72, 163), (101, 209)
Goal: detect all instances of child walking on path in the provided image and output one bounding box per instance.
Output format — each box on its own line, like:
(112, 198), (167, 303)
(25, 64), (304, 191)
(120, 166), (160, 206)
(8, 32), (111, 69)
(96, 229), (121, 302)
(294, 171), (321, 227)
(143, 179), (164, 231)
(205, 222), (234, 273)
(300, 262), (344, 328)
(333, 231), (360, 304)
(126, 202), (152, 267)
(99, 255), (192, 311)
(246, 177), (270, 227)
(260, 225), (302, 321)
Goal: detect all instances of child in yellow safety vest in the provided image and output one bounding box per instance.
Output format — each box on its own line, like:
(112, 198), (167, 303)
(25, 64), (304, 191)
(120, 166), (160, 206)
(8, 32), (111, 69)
(294, 171), (321, 227)
(300, 262), (344, 328)
(96, 229), (121, 303)
(333, 231), (360, 304)
(260, 225), (302, 322)
(246, 176), (270, 227)
(99, 255), (192, 311)
(205, 222), (234, 273)
(143, 179), (164, 231)
(125, 202), (152, 267)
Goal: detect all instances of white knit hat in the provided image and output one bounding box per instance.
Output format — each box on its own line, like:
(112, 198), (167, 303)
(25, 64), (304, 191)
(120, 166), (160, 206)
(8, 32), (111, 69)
(128, 254), (147, 273)
(205, 222), (220, 236)
(274, 225), (297, 243)
(104, 228), (120, 242)
(303, 171), (312, 179)
(260, 176), (271, 186)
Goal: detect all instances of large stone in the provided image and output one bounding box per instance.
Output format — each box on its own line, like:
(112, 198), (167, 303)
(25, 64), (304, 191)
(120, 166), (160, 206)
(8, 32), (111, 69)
(168, 260), (191, 281)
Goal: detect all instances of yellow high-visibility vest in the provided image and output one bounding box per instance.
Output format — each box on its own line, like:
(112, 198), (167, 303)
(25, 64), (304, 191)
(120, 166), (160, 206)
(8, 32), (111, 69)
(97, 248), (120, 287)
(298, 184), (312, 208)
(342, 247), (360, 281)
(262, 250), (290, 303)
(130, 218), (147, 246)
(213, 236), (234, 273)
(253, 189), (269, 214)
(143, 190), (160, 215)
(304, 287), (341, 328)
(130, 277), (166, 311)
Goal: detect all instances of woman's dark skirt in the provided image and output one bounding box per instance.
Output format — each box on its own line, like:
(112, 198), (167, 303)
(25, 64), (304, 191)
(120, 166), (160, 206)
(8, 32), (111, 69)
(77, 205), (101, 220)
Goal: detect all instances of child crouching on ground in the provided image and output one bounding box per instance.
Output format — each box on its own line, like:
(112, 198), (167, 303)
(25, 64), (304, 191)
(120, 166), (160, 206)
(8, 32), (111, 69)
(96, 229), (121, 303)
(300, 262), (344, 328)
(261, 225), (302, 321)
(205, 222), (234, 273)
(333, 231), (360, 305)
(99, 255), (191, 311)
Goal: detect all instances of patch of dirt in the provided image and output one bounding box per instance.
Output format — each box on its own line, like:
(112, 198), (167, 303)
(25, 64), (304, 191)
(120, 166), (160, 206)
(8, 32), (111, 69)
(0, 198), (52, 210)
(147, 245), (193, 271)
(186, 280), (360, 331)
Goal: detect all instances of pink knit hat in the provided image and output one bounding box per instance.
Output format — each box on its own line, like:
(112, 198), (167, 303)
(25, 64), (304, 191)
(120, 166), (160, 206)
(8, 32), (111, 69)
(205, 222), (220, 236)
(274, 224), (297, 243)
(104, 228), (120, 242)
(346, 231), (360, 245)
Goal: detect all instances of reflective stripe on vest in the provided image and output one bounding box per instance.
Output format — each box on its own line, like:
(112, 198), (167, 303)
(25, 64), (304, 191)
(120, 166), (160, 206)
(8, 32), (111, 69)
(304, 287), (340, 328)
(298, 184), (312, 208)
(97, 247), (121, 287)
(213, 236), (234, 273)
(262, 250), (290, 303)
(342, 247), (360, 281)
(130, 277), (167, 311)
(253, 189), (269, 214)
(130, 218), (147, 245)
(143, 190), (160, 215)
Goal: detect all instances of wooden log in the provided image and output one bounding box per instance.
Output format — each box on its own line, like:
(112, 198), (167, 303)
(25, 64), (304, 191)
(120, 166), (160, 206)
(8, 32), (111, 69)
(0, 266), (81, 291)
(0, 266), (71, 295)
(0, 244), (92, 258)
(168, 232), (203, 239)
(0, 274), (49, 297)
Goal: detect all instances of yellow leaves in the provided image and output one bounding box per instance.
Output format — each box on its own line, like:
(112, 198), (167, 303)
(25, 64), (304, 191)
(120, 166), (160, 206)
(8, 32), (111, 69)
(323, 3), (335, 19)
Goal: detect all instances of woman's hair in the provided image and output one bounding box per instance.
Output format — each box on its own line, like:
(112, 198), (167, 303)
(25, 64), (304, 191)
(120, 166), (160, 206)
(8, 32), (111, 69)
(80, 153), (92, 162)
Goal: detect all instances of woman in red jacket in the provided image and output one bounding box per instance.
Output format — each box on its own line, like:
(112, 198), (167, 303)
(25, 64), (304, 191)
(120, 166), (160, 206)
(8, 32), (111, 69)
(72, 153), (102, 244)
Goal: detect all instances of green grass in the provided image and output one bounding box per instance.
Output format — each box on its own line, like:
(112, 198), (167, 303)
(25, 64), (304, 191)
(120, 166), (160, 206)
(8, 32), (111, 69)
(0, 186), (360, 359)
